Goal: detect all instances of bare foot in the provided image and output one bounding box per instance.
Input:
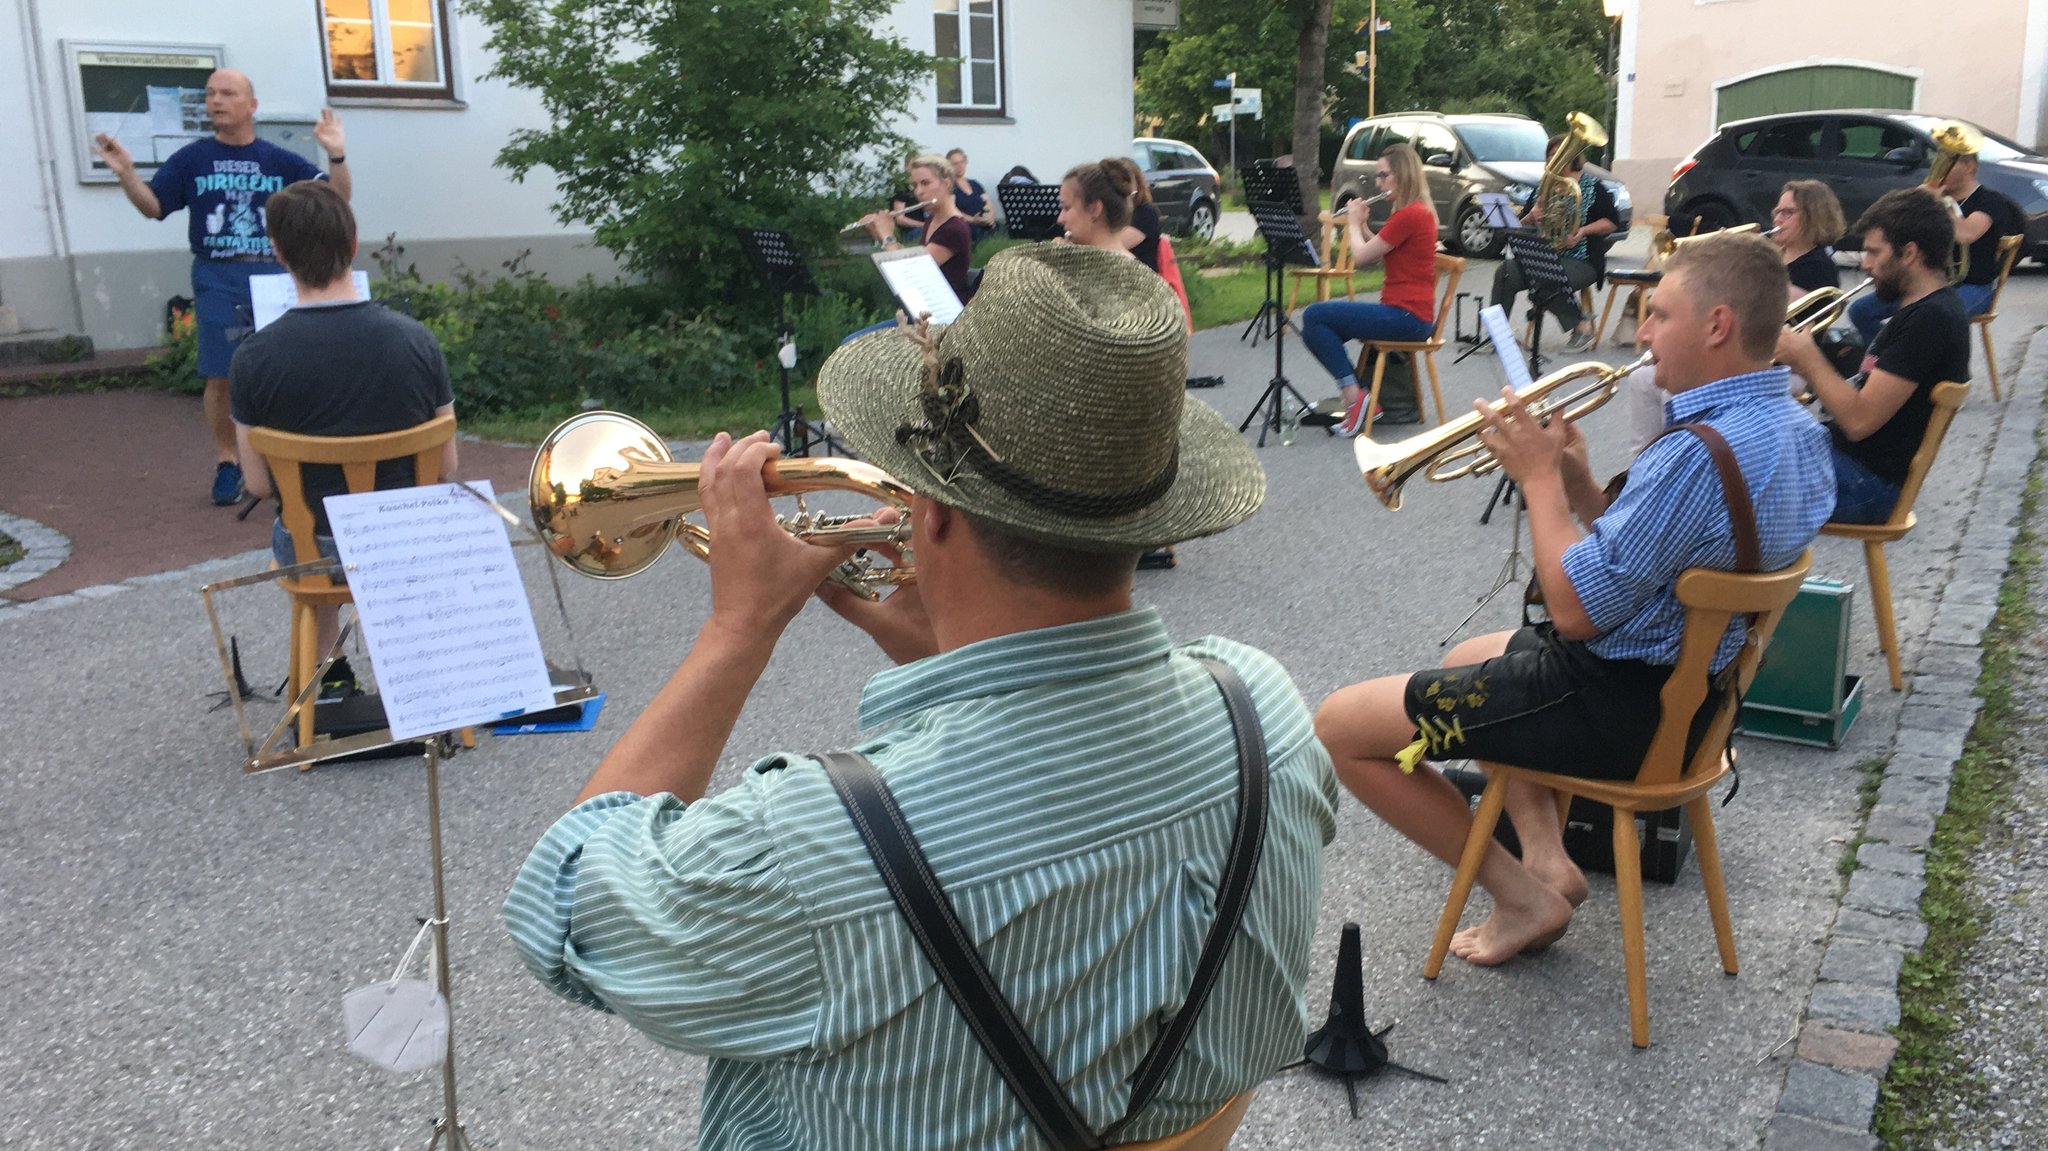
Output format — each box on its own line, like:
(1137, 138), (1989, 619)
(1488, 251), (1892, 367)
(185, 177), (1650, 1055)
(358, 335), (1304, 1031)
(1527, 856), (1590, 909)
(1448, 885), (1576, 966)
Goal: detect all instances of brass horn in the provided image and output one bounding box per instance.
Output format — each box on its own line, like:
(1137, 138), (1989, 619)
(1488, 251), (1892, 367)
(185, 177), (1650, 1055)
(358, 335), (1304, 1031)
(1924, 120), (1983, 284)
(528, 411), (915, 598)
(1786, 276), (1875, 335)
(1354, 351), (1655, 510)
(1650, 221), (1765, 261)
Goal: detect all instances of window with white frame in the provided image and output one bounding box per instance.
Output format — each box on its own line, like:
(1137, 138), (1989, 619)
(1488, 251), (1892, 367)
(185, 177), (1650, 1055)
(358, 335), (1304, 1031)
(934, 0), (1004, 116)
(320, 0), (456, 100)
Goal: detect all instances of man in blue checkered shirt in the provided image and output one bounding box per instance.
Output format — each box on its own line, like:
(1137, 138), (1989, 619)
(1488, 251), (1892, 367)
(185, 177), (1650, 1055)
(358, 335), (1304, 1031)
(1316, 231), (1835, 965)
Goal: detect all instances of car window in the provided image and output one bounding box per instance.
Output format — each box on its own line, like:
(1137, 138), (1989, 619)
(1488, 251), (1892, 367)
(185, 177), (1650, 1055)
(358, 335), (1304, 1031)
(1732, 129), (1760, 153)
(1161, 145), (1203, 172)
(1836, 120), (1918, 162)
(1372, 120), (1415, 159)
(1897, 114), (2030, 162)
(1131, 143), (1159, 173)
(1414, 122), (1458, 163)
(1745, 120), (1823, 160)
(1454, 121), (1546, 163)
(1344, 127), (1373, 161)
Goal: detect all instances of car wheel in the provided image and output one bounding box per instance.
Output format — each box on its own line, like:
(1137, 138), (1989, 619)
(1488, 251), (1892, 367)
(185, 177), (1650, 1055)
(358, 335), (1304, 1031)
(1455, 201), (1506, 259)
(1187, 199), (1217, 241)
(1682, 198), (1741, 234)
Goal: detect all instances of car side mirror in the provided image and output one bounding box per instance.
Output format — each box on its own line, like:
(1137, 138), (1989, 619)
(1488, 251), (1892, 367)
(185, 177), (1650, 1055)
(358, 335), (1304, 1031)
(1425, 152), (1454, 168)
(1884, 145), (1923, 166)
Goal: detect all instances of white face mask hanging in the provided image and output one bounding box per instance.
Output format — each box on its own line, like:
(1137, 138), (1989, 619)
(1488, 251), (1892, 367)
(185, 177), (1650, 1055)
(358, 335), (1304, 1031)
(341, 918), (450, 1074)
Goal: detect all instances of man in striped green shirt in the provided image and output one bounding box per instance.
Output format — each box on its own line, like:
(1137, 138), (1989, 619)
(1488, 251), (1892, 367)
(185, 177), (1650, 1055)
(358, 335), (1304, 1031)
(503, 246), (1339, 1148)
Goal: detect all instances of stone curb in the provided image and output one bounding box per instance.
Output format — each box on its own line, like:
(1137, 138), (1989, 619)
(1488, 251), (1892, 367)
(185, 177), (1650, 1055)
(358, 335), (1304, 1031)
(0, 511), (73, 594)
(0, 547), (274, 622)
(1762, 323), (2048, 1151)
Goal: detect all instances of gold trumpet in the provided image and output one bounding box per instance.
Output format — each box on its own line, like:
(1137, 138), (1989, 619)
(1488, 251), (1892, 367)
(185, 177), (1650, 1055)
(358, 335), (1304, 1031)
(529, 411), (915, 598)
(1354, 351), (1655, 510)
(841, 200), (937, 236)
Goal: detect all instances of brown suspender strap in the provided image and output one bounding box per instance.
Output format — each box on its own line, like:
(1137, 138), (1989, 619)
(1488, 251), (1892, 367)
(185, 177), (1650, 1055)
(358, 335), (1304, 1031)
(1648, 422), (1760, 573)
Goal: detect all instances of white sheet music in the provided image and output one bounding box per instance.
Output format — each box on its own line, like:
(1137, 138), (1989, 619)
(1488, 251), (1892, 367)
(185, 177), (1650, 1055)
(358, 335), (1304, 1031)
(324, 481), (556, 740)
(1479, 305), (1535, 392)
(1475, 192), (1522, 230)
(248, 270), (373, 331)
(871, 247), (965, 325)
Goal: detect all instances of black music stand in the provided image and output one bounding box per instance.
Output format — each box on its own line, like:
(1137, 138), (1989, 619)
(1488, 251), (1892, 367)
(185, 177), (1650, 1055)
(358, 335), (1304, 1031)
(742, 229), (838, 457)
(1234, 170), (1324, 447)
(1502, 230), (1573, 378)
(996, 183), (1061, 240)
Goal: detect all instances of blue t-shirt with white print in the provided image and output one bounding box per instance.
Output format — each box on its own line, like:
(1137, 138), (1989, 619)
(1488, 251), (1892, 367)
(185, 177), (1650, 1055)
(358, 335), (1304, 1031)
(147, 138), (325, 260)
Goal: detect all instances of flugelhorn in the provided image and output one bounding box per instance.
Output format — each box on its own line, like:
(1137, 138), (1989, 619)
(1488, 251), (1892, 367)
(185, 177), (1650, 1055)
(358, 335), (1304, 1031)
(1650, 222), (1769, 261)
(529, 411), (915, 598)
(1354, 352), (1655, 510)
(1786, 276), (1875, 334)
(842, 200), (937, 236)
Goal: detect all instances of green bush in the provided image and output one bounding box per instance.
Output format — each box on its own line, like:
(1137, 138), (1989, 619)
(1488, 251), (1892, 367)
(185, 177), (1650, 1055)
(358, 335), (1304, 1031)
(148, 307), (203, 394)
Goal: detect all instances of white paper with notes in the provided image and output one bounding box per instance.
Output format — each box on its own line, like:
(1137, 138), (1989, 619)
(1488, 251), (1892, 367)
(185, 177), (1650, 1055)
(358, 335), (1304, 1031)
(324, 481), (556, 740)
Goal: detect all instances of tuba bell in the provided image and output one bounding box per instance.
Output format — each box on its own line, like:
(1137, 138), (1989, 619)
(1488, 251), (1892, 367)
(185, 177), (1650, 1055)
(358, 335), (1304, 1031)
(528, 411), (916, 598)
(1534, 112), (1609, 250)
(1923, 120), (1983, 284)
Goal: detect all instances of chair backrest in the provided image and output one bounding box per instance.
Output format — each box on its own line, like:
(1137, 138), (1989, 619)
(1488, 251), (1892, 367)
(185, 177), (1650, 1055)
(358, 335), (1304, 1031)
(1637, 550), (1814, 788)
(1979, 233), (2025, 321)
(1426, 253), (1466, 341)
(1115, 1092), (1255, 1151)
(1638, 213), (1672, 273)
(1880, 380), (1968, 530)
(249, 412), (458, 583)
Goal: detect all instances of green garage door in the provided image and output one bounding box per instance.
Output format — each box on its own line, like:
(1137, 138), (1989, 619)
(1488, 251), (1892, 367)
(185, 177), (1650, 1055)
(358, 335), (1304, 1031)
(1718, 66), (1916, 127)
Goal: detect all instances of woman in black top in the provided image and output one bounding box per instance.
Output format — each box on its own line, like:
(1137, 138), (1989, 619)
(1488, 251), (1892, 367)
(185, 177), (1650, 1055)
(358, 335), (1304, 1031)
(1773, 180), (1845, 299)
(1104, 157), (1162, 273)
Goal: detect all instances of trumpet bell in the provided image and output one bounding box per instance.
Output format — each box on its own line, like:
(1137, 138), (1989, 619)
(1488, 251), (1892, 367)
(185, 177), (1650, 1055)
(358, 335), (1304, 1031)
(530, 410), (693, 579)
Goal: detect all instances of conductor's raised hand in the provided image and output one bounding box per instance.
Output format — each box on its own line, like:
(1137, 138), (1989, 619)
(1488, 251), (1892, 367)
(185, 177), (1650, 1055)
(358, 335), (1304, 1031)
(313, 107), (347, 160)
(1473, 386), (1569, 485)
(92, 133), (135, 175)
(817, 509), (938, 666)
(697, 432), (860, 641)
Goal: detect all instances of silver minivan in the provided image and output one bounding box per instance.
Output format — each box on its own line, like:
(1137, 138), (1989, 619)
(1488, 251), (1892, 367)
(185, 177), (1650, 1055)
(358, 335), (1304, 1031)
(1330, 112), (1632, 259)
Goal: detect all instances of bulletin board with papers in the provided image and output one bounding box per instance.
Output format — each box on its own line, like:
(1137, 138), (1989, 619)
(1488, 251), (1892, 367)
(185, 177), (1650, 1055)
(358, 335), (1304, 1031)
(63, 41), (225, 183)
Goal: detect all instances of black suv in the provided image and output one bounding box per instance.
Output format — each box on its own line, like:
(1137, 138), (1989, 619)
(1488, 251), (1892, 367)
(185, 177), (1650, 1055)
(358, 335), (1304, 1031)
(1330, 112), (1633, 258)
(1665, 110), (2048, 263)
(1131, 137), (1222, 240)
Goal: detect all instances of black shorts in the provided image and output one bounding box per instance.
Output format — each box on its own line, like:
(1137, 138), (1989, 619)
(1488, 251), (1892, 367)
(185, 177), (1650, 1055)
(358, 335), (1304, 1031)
(1402, 623), (1715, 781)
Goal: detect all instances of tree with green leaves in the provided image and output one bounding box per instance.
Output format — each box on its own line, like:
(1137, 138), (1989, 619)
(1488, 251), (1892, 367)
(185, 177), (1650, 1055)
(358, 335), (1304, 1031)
(467, 0), (931, 313)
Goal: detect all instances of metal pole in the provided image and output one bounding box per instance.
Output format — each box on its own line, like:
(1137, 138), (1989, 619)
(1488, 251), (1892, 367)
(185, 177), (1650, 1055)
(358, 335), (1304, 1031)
(422, 740), (475, 1150)
(1368, 0), (1377, 119)
(1607, 16), (1620, 166)
(1229, 70), (1238, 176)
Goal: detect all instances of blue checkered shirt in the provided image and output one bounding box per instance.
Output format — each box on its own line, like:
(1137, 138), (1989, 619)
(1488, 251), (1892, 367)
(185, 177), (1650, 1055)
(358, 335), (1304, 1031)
(1561, 366), (1836, 669)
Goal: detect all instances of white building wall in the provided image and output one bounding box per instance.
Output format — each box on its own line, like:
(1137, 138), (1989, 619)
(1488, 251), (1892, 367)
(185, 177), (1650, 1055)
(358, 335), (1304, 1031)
(2, 0), (1133, 351)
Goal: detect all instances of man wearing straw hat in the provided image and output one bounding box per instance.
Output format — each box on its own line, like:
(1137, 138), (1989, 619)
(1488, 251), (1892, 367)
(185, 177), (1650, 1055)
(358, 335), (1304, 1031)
(504, 245), (1338, 1149)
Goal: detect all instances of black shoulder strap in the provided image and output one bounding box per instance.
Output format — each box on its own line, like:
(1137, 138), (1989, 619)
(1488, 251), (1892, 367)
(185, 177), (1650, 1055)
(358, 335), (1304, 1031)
(817, 656), (1270, 1151)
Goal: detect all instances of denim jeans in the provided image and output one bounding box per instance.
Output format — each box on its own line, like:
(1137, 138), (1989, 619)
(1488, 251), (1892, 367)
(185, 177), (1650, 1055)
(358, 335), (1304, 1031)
(1298, 300), (1432, 384)
(272, 515), (342, 576)
(1830, 445), (1900, 525)
(1848, 281), (1994, 345)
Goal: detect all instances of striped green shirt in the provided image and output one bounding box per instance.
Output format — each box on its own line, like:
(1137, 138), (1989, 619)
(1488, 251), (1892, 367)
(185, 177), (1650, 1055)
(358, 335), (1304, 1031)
(503, 607), (1337, 1149)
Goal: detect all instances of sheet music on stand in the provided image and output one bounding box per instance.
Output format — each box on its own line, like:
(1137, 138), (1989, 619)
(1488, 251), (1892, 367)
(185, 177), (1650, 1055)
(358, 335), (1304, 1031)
(741, 228), (820, 298)
(995, 182), (1061, 239)
(870, 246), (965, 325)
(325, 480), (557, 740)
(249, 270), (373, 330)
(1474, 192), (1521, 231)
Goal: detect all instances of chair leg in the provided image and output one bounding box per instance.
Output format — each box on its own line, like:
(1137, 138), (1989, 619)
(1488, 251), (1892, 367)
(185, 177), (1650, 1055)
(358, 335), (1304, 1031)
(1597, 287), (1622, 349)
(1423, 352), (1446, 425)
(1864, 540), (1902, 691)
(1632, 289), (1648, 350)
(1688, 794), (1739, 976)
(1586, 286), (1607, 347)
(292, 601), (319, 752)
(1364, 350), (1390, 439)
(1426, 775), (1508, 979)
(1981, 322), (2002, 402)
(1342, 272), (1357, 302)
(1611, 808), (1652, 1048)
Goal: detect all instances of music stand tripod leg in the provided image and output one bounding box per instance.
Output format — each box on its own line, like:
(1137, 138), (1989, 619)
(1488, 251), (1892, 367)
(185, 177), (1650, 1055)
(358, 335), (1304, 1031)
(420, 739), (482, 1151)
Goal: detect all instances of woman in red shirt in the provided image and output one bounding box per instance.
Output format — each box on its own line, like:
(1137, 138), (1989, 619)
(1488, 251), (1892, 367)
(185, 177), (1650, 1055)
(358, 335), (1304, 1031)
(1298, 143), (1439, 436)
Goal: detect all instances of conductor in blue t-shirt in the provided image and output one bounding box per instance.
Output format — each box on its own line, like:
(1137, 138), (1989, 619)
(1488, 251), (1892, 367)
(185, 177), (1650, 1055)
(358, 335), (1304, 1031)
(91, 69), (350, 508)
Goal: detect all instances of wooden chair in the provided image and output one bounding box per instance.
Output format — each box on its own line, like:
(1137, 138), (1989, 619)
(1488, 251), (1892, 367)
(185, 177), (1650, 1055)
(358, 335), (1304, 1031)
(1425, 550), (1814, 1049)
(1118, 1091), (1255, 1151)
(1970, 234), (2025, 401)
(1287, 214), (1356, 311)
(1597, 212), (1671, 349)
(1819, 381), (1969, 691)
(1351, 253), (1465, 438)
(249, 413), (458, 751)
